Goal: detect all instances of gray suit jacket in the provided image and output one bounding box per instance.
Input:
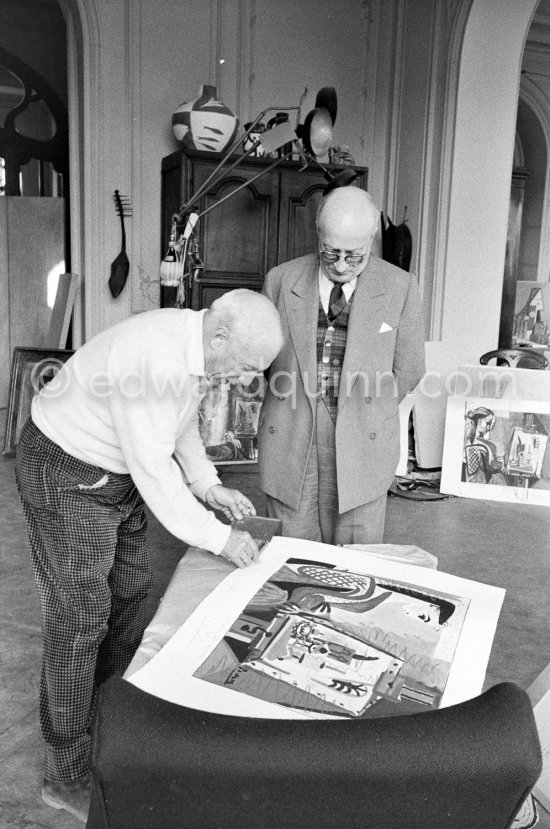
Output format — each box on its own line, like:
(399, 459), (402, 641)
(258, 253), (425, 513)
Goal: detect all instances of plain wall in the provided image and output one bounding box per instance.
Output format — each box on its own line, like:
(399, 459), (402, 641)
(440, 0), (539, 355)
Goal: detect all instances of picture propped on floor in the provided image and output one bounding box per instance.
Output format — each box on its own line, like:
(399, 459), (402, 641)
(441, 396), (550, 505)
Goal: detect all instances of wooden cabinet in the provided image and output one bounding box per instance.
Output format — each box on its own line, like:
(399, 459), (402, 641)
(161, 148), (368, 309)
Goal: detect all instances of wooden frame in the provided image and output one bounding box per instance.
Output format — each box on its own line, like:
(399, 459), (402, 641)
(512, 280), (550, 351)
(47, 273), (78, 349)
(3, 347), (73, 457)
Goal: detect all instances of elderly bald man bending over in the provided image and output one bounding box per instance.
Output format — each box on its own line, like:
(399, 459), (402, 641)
(259, 186), (425, 546)
(15, 289), (283, 821)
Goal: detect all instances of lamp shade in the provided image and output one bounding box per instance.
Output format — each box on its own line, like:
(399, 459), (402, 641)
(300, 107), (333, 157)
(295, 87), (338, 158)
(314, 86), (337, 124)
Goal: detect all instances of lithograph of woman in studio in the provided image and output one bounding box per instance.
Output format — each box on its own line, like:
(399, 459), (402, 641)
(462, 406), (508, 485)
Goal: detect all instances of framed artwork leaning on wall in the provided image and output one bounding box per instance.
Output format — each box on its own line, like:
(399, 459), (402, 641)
(3, 347), (74, 457)
(440, 395), (550, 506)
(198, 375), (265, 465)
(513, 281), (550, 349)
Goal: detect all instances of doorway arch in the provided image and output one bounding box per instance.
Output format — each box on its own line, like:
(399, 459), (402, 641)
(57, 0), (101, 346)
(518, 77), (550, 284)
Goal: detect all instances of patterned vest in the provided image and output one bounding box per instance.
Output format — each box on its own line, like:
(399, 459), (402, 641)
(316, 295), (353, 423)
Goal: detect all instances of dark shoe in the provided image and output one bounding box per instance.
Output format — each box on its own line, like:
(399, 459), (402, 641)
(41, 775), (91, 823)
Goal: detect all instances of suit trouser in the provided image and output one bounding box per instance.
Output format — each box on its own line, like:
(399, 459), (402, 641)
(15, 419), (153, 782)
(266, 400), (387, 545)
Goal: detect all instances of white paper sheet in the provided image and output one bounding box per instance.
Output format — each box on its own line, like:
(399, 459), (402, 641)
(413, 340), (483, 468)
(129, 538), (505, 719)
(454, 364), (550, 402)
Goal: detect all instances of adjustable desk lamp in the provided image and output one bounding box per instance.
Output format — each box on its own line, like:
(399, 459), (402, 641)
(160, 87), (358, 307)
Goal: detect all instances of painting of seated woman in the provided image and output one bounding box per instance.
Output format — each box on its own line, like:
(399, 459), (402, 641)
(442, 396), (550, 505)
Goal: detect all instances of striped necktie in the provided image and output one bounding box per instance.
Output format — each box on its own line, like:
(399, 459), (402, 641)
(327, 281), (346, 323)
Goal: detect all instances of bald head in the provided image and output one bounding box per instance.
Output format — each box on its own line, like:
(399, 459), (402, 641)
(203, 289), (284, 383)
(316, 187), (380, 283)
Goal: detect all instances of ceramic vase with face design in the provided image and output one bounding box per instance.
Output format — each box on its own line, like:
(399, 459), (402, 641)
(172, 84), (239, 153)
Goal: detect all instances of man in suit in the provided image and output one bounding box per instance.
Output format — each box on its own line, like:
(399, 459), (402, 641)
(258, 186), (425, 545)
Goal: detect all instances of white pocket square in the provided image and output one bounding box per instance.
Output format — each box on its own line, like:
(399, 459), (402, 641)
(379, 322), (394, 333)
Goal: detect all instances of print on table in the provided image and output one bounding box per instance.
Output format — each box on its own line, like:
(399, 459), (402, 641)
(194, 558), (468, 719)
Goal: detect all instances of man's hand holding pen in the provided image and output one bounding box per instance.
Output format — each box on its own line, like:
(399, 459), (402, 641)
(205, 485), (260, 567)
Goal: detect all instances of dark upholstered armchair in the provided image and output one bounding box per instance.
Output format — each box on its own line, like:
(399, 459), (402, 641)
(86, 676), (541, 829)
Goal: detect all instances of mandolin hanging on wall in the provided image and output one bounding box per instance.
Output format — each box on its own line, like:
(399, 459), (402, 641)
(109, 189), (131, 298)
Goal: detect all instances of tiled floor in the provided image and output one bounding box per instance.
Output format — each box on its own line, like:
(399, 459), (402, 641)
(1, 408), (549, 827)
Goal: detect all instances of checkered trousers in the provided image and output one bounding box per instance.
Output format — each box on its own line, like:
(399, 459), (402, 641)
(15, 418), (152, 782)
(316, 296), (352, 422)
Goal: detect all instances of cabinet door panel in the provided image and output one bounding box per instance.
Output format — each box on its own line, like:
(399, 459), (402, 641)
(278, 168), (369, 263)
(278, 170), (326, 263)
(197, 175), (278, 273)
(189, 160), (279, 307)
(190, 273), (264, 310)
(161, 155), (183, 258)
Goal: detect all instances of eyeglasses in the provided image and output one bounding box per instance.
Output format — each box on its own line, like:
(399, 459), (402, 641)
(319, 248), (368, 266)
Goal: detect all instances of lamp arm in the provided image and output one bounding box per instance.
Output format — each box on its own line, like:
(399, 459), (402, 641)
(179, 134), (251, 213)
(190, 148), (347, 225)
(307, 154), (330, 175)
(174, 142), (260, 224)
(247, 105), (300, 129)
(176, 105), (301, 218)
(193, 147), (296, 222)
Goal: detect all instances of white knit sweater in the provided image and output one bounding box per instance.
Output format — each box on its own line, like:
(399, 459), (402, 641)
(32, 308), (230, 554)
